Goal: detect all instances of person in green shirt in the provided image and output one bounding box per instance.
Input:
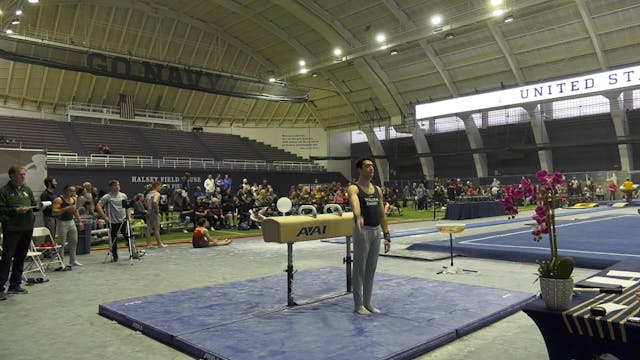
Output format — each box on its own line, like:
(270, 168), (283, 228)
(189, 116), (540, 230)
(0, 165), (38, 301)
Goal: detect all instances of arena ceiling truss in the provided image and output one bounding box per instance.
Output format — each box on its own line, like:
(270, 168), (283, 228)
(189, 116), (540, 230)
(0, 0), (639, 132)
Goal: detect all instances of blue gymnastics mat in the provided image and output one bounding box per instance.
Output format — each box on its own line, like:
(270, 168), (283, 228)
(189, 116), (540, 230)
(407, 214), (640, 269)
(99, 267), (534, 360)
(320, 206), (614, 245)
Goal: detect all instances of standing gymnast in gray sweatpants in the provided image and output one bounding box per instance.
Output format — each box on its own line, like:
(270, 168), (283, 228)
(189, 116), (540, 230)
(52, 185), (84, 266)
(347, 158), (391, 315)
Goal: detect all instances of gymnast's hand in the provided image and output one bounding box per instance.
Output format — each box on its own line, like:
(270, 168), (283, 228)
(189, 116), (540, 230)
(383, 232), (391, 253)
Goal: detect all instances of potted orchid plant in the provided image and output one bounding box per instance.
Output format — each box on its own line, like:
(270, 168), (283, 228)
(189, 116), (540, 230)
(500, 170), (575, 310)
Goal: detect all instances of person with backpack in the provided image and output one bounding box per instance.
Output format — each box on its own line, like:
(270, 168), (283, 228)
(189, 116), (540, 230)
(158, 185), (170, 223)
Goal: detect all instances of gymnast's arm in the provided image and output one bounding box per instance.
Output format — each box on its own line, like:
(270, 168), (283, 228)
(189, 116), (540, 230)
(347, 185), (363, 229)
(378, 187), (391, 252)
(200, 228), (212, 242)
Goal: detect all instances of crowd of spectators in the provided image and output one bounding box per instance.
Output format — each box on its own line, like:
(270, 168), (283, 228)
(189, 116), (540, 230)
(41, 172), (639, 243)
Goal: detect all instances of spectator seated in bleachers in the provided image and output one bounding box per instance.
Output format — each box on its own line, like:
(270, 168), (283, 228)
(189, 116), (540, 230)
(132, 193), (147, 220)
(206, 198), (224, 230)
(222, 196), (240, 229)
(97, 144), (112, 154)
(179, 195), (196, 233)
(78, 199), (98, 231)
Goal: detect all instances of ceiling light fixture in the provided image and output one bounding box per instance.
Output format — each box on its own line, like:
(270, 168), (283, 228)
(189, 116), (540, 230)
(28, 0), (40, 3)
(492, 8), (504, 16)
(445, 33), (455, 39)
(267, 71), (276, 83)
(311, 72), (319, 78)
(15, 9), (22, 15)
(299, 68), (308, 74)
(490, 0), (503, 5)
(503, 15), (514, 23)
(431, 15), (442, 25)
(298, 60), (306, 67)
(333, 48), (342, 56)
(375, 33), (386, 43)
(11, 18), (20, 25)
(5, 29), (13, 34)
(389, 49), (399, 55)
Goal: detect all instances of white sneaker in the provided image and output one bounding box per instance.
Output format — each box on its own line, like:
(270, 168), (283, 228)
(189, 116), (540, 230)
(71, 261), (83, 266)
(365, 305), (381, 314)
(354, 306), (370, 315)
(158, 243), (168, 248)
(182, 229), (188, 233)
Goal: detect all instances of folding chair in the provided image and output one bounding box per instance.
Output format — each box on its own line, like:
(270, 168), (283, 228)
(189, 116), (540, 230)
(32, 227), (66, 270)
(23, 240), (48, 282)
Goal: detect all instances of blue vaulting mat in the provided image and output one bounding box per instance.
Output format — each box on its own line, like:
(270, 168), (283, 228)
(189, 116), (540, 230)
(407, 214), (640, 269)
(99, 267), (535, 359)
(321, 207), (614, 245)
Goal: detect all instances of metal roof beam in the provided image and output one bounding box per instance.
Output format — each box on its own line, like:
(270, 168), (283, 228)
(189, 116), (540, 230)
(487, 22), (525, 85)
(575, 0), (607, 70)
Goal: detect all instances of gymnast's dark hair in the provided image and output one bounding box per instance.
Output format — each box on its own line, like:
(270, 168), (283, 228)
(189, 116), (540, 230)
(356, 157), (373, 169)
(44, 176), (55, 187)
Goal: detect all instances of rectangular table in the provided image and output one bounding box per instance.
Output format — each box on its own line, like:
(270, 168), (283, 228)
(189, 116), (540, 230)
(444, 201), (504, 220)
(523, 259), (640, 360)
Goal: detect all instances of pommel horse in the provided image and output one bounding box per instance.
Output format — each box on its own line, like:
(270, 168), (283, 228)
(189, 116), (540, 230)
(262, 204), (353, 306)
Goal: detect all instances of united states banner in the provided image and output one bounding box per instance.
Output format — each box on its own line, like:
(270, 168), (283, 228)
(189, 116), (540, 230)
(119, 94), (135, 119)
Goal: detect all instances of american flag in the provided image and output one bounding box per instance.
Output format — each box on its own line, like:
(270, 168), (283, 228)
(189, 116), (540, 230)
(119, 94), (135, 119)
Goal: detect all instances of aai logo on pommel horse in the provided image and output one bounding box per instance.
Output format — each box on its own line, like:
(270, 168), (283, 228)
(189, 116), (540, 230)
(296, 225), (327, 237)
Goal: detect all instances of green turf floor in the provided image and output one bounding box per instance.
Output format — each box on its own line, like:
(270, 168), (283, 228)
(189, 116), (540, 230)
(91, 204), (534, 250)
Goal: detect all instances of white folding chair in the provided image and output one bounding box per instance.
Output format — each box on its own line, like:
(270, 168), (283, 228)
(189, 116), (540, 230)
(22, 240), (48, 282)
(32, 227), (66, 270)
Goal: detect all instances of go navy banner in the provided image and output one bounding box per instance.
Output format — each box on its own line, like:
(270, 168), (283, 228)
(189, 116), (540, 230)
(0, 35), (309, 103)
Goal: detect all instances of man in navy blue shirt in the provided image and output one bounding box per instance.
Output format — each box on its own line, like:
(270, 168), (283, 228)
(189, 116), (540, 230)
(40, 176), (58, 236)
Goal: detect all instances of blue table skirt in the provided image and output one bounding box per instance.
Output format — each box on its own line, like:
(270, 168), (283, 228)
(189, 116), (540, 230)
(444, 201), (505, 220)
(523, 259), (640, 360)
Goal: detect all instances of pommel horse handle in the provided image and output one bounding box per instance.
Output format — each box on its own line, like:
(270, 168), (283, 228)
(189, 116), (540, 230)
(323, 203), (343, 216)
(298, 205), (317, 218)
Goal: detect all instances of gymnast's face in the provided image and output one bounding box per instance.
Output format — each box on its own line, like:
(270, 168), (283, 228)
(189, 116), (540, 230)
(359, 160), (375, 178)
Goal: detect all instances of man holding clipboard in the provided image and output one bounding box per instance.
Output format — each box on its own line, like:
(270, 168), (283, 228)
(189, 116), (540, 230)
(0, 165), (39, 301)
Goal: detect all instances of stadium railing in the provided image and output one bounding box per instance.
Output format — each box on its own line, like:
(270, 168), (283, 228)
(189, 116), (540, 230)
(46, 153), (325, 173)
